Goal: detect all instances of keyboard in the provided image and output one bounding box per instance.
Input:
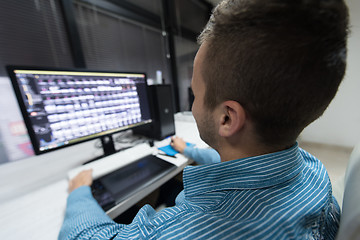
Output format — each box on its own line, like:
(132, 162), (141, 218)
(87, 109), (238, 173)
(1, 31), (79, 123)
(91, 154), (177, 211)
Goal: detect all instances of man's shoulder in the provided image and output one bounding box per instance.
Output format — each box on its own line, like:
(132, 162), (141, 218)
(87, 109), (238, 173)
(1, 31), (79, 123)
(298, 147), (326, 170)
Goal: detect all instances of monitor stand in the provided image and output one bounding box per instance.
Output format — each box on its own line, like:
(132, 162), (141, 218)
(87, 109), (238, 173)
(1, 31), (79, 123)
(82, 133), (154, 165)
(101, 135), (116, 156)
(82, 135), (117, 165)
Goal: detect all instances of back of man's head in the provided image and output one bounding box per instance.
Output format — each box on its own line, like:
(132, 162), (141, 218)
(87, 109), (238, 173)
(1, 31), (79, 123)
(198, 0), (349, 148)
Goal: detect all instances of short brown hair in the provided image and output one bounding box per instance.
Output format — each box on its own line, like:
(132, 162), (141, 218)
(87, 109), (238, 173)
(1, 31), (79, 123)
(198, 0), (349, 147)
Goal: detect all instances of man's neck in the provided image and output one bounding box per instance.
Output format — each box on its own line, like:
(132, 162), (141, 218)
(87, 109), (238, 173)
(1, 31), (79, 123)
(216, 140), (293, 162)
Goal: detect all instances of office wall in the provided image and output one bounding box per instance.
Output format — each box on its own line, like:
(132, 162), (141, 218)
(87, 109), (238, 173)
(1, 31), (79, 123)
(74, 1), (170, 83)
(300, 0), (360, 148)
(175, 37), (198, 111)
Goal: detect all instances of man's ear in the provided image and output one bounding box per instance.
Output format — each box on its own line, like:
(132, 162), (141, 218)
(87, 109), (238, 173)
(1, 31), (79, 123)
(218, 101), (246, 137)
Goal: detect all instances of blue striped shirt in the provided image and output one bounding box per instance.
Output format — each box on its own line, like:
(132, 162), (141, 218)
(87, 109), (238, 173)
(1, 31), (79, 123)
(59, 143), (340, 239)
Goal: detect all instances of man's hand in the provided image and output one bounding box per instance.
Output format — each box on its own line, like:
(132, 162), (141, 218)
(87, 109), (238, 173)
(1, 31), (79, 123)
(68, 169), (93, 193)
(170, 136), (187, 153)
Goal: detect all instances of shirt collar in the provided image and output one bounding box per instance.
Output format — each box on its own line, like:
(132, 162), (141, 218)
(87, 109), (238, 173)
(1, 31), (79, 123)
(183, 143), (305, 197)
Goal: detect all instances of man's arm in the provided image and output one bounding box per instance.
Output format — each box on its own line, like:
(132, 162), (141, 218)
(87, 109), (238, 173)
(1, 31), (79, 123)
(171, 136), (221, 164)
(59, 170), (122, 240)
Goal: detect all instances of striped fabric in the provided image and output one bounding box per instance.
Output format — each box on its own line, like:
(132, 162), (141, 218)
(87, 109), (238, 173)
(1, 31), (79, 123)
(59, 143), (340, 240)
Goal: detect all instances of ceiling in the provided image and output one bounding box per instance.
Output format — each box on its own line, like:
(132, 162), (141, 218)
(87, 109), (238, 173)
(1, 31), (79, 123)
(205, 0), (222, 7)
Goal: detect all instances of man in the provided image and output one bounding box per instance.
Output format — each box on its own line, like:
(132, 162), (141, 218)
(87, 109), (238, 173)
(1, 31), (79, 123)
(59, 0), (349, 239)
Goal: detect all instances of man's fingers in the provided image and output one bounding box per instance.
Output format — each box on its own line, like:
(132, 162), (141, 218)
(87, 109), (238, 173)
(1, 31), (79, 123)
(68, 169), (94, 193)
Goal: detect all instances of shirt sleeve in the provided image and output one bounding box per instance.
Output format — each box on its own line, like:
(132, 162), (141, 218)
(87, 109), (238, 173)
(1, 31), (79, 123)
(58, 186), (179, 240)
(183, 146), (221, 165)
(323, 196), (341, 239)
(58, 186), (124, 240)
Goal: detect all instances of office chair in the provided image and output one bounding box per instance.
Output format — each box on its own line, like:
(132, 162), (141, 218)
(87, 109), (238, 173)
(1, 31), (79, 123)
(336, 142), (360, 240)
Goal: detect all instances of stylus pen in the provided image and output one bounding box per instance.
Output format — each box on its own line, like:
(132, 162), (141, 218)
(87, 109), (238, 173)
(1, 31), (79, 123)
(157, 153), (177, 158)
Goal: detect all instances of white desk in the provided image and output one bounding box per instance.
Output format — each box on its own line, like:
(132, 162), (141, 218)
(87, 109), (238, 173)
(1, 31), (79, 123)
(0, 113), (204, 240)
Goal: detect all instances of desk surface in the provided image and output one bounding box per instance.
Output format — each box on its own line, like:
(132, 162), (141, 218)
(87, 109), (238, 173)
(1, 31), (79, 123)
(0, 113), (205, 240)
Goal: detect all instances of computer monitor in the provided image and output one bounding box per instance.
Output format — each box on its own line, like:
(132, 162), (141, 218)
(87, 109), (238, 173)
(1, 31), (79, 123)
(6, 66), (152, 157)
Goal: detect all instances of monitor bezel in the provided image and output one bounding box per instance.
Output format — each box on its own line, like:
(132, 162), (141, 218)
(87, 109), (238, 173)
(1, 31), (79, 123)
(6, 65), (152, 155)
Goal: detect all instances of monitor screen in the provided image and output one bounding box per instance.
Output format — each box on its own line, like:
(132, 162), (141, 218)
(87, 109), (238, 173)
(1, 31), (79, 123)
(7, 66), (152, 155)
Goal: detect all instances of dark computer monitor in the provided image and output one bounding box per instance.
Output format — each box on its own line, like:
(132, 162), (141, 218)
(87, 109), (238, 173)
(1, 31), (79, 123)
(6, 66), (152, 157)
